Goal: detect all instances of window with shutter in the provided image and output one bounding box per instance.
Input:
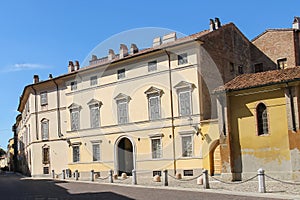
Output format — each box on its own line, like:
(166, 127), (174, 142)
(178, 53), (188, 65)
(42, 147), (50, 164)
(41, 120), (49, 140)
(92, 143), (100, 161)
(73, 146), (80, 163)
(71, 109), (80, 131)
(151, 138), (162, 159)
(90, 106), (100, 128)
(179, 91), (191, 116)
(182, 135), (192, 157)
(41, 92), (48, 106)
(117, 100), (128, 124)
(148, 60), (157, 72)
(90, 76), (98, 86)
(149, 95), (160, 120)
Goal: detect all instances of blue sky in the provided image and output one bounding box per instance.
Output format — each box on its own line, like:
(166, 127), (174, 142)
(0, 0), (298, 149)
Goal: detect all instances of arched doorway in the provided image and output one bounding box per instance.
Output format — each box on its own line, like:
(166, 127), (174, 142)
(209, 140), (221, 176)
(117, 137), (134, 176)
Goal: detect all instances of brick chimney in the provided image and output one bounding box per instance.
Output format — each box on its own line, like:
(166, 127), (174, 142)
(91, 55), (98, 61)
(74, 60), (80, 70)
(130, 44), (138, 54)
(293, 16), (300, 29)
(162, 32), (177, 44)
(119, 44), (128, 59)
(33, 75), (39, 84)
(215, 17), (221, 29)
(153, 37), (161, 47)
(209, 19), (216, 32)
(108, 49), (115, 61)
(68, 61), (74, 73)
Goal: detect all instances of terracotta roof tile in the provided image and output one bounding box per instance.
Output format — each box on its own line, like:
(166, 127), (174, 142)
(215, 67), (300, 92)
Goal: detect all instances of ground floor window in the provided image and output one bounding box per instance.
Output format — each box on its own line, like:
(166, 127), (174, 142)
(73, 146), (80, 163)
(43, 167), (49, 174)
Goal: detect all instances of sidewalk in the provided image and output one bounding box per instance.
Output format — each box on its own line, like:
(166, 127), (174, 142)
(25, 173), (300, 200)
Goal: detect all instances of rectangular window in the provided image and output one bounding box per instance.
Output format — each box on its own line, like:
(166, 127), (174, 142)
(43, 167), (49, 174)
(71, 81), (77, 91)
(70, 109), (80, 131)
(148, 60), (157, 72)
(153, 171), (162, 177)
(178, 53), (188, 65)
(90, 76), (98, 86)
(42, 147), (50, 164)
(151, 138), (162, 159)
(277, 58), (287, 69)
(183, 170), (193, 176)
(90, 106), (100, 128)
(92, 143), (100, 161)
(149, 95), (160, 120)
(40, 92), (48, 106)
(182, 135), (192, 157)
(117, 69), (125, 79)
(254, 63), (264, 73)
(117, 100), (128, 124)
(73, 146), (80, 163)
(229, 62), (234, 72)
(41, 120), (49, 140)
(179, 91), (191, 116)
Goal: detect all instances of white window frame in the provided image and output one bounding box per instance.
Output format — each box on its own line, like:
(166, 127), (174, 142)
(40, 91), (48, 106)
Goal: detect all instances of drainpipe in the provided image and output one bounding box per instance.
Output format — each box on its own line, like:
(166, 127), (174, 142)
(287, 85), (297, 132)
(30, 86), (39, 140)
(165, 50), (176, 175)
(52, 79), (62, 137)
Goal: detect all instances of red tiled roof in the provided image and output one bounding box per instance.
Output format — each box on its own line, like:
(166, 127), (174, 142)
(215, 67), (300, 92)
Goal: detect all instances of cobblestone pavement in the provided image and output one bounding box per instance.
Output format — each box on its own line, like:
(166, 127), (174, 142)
(88, 175), (300, 199)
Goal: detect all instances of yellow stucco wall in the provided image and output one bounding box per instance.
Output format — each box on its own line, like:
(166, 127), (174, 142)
(229, 87), (291, 173)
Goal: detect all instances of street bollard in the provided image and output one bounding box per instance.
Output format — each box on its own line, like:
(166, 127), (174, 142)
(163, 169), (168, 186)
(202, 169), (210, 189)
(132, 169), (137, 185)
(257, 168), (266, 193)
(91, 170), (94, 182)
(75, 170), (79, 181)
(109, 169), (114, 183)
(52, 170), (55, 179)
(62, 170), (65, 180)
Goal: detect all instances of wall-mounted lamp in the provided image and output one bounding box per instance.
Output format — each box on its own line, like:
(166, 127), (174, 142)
(188, 116), (206, 140)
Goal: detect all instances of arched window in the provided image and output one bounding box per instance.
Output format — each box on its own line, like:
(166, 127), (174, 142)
(256, 103), (268, 135)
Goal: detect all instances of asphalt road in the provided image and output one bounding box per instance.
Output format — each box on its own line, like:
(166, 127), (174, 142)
(0, 172), (280, 200)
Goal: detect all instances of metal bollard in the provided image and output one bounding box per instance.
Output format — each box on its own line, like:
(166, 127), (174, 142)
(257, 168), (266, 193)
(202, 169), (210, 189)
(52, 170), (55, 179)
(62, 170), (65, 179)
(132, 169), (137, 185)
(109, 169), (114, 183)
(75, 170), (79, 181)
(163, 169), (168, 186)
(91, 170), (95, 182)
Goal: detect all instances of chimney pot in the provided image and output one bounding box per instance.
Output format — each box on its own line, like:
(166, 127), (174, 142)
(162, 32), (177, 44)
(48, 74), (53, 79)
(293, 16), (300, 29)
(91, 55), (97, 61)
(108, 49), (115, 61)
(74, 60), (80, 70)
(209, 19), (215, 31)
(119, 44), (128, 59)
(153, 37), (161, 47)
(33, 75), (39, 84)
(68, 61), (74, 73)
(130, 43), (139, 54)
(215, 17), (221, 29)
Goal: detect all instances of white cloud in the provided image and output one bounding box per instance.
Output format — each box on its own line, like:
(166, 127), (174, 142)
(10, 63), (49, 71)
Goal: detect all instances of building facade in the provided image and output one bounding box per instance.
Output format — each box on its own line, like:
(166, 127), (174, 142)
(15, 18), (281, 179)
